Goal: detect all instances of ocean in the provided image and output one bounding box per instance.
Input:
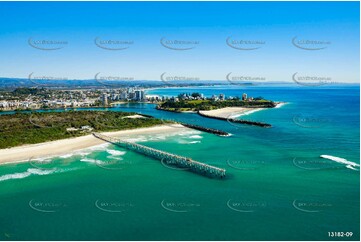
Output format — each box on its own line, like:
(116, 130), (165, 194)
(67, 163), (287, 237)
(0, 85), (359, 241)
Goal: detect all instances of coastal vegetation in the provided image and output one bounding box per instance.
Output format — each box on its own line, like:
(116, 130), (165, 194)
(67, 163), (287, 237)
(158, 98), (276, 112)
(0, 111), (165, 149)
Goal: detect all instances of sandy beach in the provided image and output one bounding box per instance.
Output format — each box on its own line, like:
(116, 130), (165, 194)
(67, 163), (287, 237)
(0, 124), (188, 165)
(198, 103), (285, 119)
(198, 107), (265, 119)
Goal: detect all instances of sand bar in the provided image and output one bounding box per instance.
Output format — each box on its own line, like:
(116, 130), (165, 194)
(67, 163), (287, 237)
(198, 103), (285, 119)
(199, 107), (265, 119)
(122, 114), (147, 119)
(0, 124), (187, 165)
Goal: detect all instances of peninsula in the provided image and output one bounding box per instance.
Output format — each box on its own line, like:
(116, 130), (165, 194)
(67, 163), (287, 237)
(156, 92), (278, 127)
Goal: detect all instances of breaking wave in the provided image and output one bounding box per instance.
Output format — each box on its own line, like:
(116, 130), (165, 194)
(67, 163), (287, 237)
(0, 168), (58, 182)
(320, 155), (360, 171)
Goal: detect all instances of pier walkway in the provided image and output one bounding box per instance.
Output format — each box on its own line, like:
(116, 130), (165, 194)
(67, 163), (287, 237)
(92, 132), (226, 178)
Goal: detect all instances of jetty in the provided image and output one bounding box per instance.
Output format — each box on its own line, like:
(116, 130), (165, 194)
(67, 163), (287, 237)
(92, 132), (226, 178)
(180, 122), (230, 136)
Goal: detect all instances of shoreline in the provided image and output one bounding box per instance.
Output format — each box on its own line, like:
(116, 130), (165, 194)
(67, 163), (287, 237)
(198, 102), (286, 119)
(198, 107), (265, 119)
(0, 124), (188, 165)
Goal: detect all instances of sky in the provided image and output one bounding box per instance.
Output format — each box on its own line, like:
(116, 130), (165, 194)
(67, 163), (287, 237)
(0, 1), (359, 83)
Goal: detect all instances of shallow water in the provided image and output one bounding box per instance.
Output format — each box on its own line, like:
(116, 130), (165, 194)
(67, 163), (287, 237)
(0, 85), (359, 240)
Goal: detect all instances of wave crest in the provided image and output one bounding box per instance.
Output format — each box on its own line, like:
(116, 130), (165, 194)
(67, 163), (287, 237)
(320, 155), (360, 170)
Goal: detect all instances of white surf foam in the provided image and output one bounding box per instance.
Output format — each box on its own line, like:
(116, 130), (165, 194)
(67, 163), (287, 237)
(275, 102), (287, 108)
(346, 165), (358, 171)
(229, 109), (264, 119)
(148, 135), (167, 141)
(59, 154), (74, 159)
(320, 155), (360, 170)
(124, 136), (149, 143)
(243, 109), (264, 116)
(54, 150), (91, 160)
(80, 158), (98, 163)
(29, 144), (107, 162)
(106, 149), (126, 156)
(28, 168), (56, 175)
(106, 156), (124, 160)
(177, 130), (201, 136)
(77, 152), (91, 157)
(189, 135), (203, 139)
(178, 140), (201, 144)
(80, 158), (109, 166)
(189, 141), (201, 144)
(31, 158), (53, 164)
(0, 171), (32, 182)
(0, 168), (58, 182)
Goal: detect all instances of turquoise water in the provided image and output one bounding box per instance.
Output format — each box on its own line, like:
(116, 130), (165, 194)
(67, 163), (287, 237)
(0, 85), (359, 240)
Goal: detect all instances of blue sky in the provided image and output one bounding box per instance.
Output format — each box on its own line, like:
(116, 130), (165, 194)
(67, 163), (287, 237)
(0, 1), (359, 82)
